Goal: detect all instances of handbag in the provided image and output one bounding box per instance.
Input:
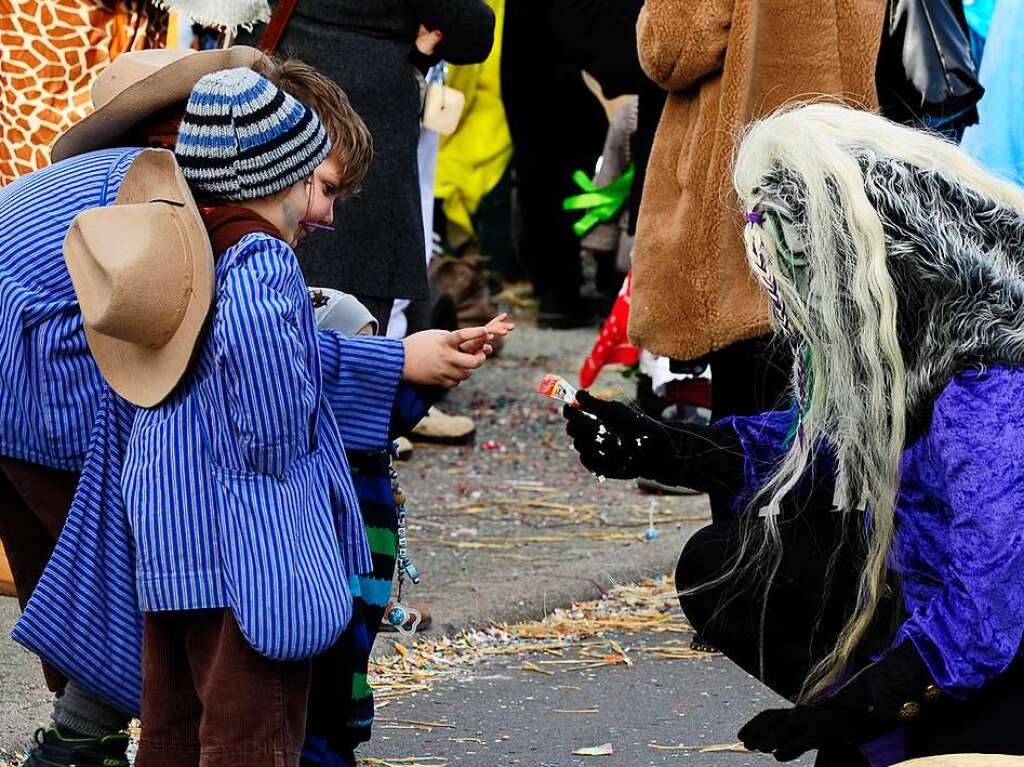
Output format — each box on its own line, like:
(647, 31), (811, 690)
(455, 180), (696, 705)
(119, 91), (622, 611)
(422, 66), (466, 135)
(877, 0), (984, 124)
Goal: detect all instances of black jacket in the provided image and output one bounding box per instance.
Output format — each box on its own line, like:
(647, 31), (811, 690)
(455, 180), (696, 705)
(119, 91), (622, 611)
(240, 0), (495, 301)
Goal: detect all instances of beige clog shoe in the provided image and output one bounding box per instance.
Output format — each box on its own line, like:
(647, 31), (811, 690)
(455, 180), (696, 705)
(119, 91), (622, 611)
(410, 407), (476, 446)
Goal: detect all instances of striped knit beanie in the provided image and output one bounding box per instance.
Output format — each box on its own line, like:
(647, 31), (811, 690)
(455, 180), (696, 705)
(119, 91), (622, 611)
(175, 67), (330, 201)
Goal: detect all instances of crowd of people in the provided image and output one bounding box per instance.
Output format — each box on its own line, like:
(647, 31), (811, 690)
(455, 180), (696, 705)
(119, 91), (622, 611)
(1, 0), (1023, 766)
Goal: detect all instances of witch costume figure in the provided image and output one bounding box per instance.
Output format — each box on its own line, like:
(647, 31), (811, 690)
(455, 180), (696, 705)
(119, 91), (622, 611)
(564, 103), (1024, 766)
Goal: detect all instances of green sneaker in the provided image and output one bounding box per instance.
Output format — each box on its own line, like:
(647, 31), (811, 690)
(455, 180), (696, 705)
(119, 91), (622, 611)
(22, 726), (129, 767)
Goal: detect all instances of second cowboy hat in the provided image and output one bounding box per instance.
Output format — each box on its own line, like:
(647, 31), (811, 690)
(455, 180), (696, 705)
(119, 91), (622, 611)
(50, 46), (261, 163)
(64, 148), (214, 407)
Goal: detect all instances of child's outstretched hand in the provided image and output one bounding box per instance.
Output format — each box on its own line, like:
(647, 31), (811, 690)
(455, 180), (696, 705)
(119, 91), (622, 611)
(403, 327), (488, 388)
(458, 313), (515, 356)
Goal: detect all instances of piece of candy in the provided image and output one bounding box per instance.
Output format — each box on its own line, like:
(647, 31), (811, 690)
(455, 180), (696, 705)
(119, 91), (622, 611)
(536, 373), (579, 406)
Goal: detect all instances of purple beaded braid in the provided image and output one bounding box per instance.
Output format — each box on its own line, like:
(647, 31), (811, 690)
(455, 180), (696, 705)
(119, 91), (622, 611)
(746, 211), (809, 446)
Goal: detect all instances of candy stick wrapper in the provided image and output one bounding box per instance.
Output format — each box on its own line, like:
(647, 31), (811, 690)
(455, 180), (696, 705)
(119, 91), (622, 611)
(536, 373), (579, 406)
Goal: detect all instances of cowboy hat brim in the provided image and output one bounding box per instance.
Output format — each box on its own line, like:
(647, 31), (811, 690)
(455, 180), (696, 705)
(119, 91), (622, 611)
(50, 46), (262, 164)
(69, 149), (214, 408)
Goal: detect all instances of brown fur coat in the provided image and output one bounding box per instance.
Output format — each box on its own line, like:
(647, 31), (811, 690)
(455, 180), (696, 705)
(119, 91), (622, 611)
(628, 0), (886, 360)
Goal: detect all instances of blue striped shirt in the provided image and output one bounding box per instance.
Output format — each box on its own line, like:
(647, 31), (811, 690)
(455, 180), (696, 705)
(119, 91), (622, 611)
(0, 148), (143, 470)
(124, 232), (402, 649)
(15, 233), (407, 710)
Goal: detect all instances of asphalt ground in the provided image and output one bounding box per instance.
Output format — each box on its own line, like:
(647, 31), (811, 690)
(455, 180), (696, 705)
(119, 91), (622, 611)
(363, 627), (810, 767)
(0, 320), (805, 766)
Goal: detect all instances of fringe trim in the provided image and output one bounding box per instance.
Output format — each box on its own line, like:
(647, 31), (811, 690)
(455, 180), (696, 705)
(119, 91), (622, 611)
(151, 0), (271, 34)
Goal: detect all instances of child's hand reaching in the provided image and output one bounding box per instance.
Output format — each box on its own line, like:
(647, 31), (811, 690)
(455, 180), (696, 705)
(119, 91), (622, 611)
(457, 313), (515, 356)
(403, 328), (485, 388)
(402, 316), (515, 388)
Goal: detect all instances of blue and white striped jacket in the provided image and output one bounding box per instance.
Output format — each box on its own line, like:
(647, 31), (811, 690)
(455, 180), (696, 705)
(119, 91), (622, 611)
(0, 148), (143, 470)
(125, 232), (402, 652)
(15, 232), (406, 711)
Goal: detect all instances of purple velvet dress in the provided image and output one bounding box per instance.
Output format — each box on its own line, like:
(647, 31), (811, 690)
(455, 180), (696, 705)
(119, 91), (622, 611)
(726, 366), (1024, 764)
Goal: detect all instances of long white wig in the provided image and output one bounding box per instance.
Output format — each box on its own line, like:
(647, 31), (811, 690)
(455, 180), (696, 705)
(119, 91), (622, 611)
(732, 102), (1024, 698)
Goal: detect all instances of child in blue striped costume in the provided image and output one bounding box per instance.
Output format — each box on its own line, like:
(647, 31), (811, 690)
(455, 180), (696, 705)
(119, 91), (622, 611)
(17, 68), (495, 767)
(134, 68), (364, 767)
(303, 293), (433, 767)
(8, 54), (505, 767)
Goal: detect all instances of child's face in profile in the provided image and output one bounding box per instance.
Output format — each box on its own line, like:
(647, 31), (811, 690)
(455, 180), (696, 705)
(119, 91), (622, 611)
(356, 322), (374, 336)
(299, 156), (347, 238)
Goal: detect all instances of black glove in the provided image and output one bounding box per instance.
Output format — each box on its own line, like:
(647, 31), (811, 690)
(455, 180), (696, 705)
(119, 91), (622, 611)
(562, 390), (743, 488)
(739, 700), (865, 762)
(738, 642), (936, 762)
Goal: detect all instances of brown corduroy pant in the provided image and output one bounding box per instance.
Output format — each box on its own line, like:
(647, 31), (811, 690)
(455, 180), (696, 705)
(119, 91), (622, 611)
(137, 609), (311, 767)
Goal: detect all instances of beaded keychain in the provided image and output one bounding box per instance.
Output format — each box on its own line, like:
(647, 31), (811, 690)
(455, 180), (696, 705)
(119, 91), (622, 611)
(383, 451), (422, 637)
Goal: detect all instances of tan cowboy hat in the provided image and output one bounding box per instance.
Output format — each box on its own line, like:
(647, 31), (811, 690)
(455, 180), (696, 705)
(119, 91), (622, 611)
(893, 757), (1024, 766)
(50, 46), (262, 163)
(64, 148), (214, 408)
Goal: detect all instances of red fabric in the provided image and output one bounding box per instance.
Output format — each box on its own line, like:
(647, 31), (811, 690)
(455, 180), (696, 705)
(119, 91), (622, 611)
(663, 378), (712, 410)
(579, 271), (641, 388)
(198, 206), (283, 259)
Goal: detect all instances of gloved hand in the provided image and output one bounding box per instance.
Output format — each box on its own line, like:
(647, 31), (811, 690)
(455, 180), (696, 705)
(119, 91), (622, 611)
(739, 701), (864, 762)
(562, 391), (674, 480)
(562, 390), (745, 489)
(738, 642), (936, 762)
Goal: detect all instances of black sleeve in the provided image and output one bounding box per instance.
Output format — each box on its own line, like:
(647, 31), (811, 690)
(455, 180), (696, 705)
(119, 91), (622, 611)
(827, 641), (938, 729)
(653, 421), (746, 493)
(407, 0), (496, 64)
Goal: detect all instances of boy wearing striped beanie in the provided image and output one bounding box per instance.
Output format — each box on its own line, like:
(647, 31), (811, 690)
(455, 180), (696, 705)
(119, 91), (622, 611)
(129, 68), (504, 767)
(124, 68), (393, 766)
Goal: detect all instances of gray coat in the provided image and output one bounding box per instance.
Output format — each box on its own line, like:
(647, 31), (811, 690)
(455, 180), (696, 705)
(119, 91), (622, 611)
(241, 0), (495, 301)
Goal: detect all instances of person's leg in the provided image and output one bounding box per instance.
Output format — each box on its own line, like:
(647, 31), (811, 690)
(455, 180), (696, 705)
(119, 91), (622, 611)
(2, 457), (134, 767)
(136, 611), (202, 767)
(190, 609), (311, 767)
(305, 457), (401, 761)
(50, 681), (131, 738)
(0, 459), (70, 691)
(676, 507), (866, 701)
(501, 1), (606, 326)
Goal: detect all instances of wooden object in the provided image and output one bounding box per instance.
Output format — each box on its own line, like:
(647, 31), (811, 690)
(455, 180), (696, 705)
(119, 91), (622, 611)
(0, 542), (15, 597)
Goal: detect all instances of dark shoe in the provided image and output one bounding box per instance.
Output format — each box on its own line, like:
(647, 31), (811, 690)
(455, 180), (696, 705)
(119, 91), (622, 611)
(23, 726), (129, 767)
(301, 735), (357, 767)
(536, 294), (598, 330)
(689, 632), (717, 653)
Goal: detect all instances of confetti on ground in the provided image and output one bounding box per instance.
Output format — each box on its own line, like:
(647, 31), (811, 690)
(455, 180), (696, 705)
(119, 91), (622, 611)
(376, 718), (455, 733)
(368, 577), (714, 705)
(573, 743), (614, 756)
(648, 741), (748, 753)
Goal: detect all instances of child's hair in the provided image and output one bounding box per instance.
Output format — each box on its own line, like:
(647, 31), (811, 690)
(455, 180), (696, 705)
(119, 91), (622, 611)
(256, 55), (373, 196)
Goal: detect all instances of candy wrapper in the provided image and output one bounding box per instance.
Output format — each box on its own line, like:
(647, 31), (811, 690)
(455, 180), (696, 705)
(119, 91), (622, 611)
(536, 374), (578, 406)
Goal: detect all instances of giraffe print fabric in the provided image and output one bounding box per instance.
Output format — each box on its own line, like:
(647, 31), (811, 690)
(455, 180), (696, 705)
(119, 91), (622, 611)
(0, 0), (167, 185)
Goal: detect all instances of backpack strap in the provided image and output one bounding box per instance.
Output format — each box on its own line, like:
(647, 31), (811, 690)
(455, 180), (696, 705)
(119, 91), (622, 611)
(258, 0), (299, 54)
